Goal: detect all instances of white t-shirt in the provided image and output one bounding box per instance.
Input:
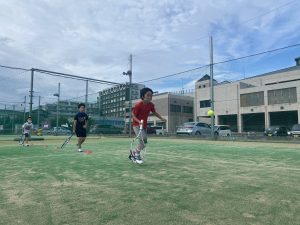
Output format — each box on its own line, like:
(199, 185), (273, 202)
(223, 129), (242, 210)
(22, 122), (33, 134)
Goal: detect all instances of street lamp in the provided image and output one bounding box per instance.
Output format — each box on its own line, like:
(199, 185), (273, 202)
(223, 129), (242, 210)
(123, 70), (132, 137)
(53, 83), (60, 133)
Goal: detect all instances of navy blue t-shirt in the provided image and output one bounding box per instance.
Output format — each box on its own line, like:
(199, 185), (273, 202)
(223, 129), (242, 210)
(74, 112), (88, 131)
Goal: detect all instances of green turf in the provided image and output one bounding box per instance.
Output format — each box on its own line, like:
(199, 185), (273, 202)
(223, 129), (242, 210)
(0, 136), (299, 225)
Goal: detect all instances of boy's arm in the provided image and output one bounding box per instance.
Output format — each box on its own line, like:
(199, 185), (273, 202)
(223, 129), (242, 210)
(153, 112), (166, 122)
(73, 120), (77, 133)
(132, 113), (142, 124)
(83, 120), (88, 129)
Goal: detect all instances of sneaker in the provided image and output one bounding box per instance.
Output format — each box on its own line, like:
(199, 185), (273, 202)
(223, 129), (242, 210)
(78, 148), (82, 152)
(135, 154), (142, 161)
(26, 144), (30, 147)
(129, 150), (135, 159)
(128, 153), (133, 160)
(135, 159), (143, 164)
(129, 151), (136, 161)
(134, 154), (143, 164)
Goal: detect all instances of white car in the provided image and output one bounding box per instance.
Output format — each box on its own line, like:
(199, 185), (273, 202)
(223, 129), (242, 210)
(151, 126), (165, 135)
(176, 122), (211, 135)
(214, 125), (232, 136)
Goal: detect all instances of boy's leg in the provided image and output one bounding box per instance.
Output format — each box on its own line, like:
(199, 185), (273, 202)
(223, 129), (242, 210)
(77, 137), (82, 152)
(132, 127), (147, 159)
(77, 137), (86, 152)
(24, 133), (29, 146)
(129, 126), (140, 161)
(137, 130), (147, 159)
(76, 129), (86, 152)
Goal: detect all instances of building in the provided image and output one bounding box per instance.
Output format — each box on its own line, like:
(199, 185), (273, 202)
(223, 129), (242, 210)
(43, 101), (100, 118)
(195, 57), (300, 132)
(128, 92), (194, 133)
(98, 83), (145, 118)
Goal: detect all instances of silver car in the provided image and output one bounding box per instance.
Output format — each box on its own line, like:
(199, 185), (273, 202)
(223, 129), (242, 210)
(176, 122), (211, 135)
(291, 124), (300, 137)
(214, 125), (232, 136)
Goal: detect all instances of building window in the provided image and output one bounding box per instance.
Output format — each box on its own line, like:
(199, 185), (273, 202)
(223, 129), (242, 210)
(268, 87), (297, 105)
(240, 91), (264, 107)
(182, 106), (193, 113)
(200, 100), (211, 108)
(170, 104), (181, 112)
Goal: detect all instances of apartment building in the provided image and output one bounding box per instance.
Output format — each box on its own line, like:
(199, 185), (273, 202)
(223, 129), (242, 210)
(98, 83), (145, 118)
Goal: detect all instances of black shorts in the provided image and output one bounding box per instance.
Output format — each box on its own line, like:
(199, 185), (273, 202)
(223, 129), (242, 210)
(76, 129), (87, 137)
(24, 133), (30, 138)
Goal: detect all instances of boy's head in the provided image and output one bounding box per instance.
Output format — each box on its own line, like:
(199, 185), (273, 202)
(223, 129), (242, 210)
(78, 103), (86, 112)
(140, 87), (153, 102)
(27, 116), (32, 123)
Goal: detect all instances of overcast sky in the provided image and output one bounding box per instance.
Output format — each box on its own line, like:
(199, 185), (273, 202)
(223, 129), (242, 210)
(1, 0), (300, 110)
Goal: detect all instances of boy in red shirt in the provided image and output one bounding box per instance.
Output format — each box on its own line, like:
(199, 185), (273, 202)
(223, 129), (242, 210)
(129, 87), (166, 163)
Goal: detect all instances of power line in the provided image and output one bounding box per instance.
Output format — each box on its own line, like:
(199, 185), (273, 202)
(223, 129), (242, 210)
(214, 43), (300, 66)
(136, 1), (299, 57)
(238, 0), (298, 25)
(141, 65), (209, 83)
(0, 64), (29, 71)
(0, 69), (29, 83)
(140, 43), (300, 83)
(34, 68), (121, 85)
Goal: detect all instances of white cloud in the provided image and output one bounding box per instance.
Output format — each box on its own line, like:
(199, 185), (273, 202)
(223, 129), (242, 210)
(0, 0), (299, 108)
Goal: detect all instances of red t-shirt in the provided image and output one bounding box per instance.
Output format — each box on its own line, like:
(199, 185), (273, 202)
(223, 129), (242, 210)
(132, 101), (156, 128)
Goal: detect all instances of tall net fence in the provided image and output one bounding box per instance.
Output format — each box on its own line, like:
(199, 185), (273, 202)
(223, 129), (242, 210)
(1, 43), (300, 136)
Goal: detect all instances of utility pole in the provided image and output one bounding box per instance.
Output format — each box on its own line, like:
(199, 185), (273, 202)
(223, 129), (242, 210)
(12, 105), (15, 133)
(123, 54), (133, 137)
(29, 68), (34, 116)
(53, 83), (60, 129)
(129, 54), (132, 137)
(23, 96), (26, 122)
(85, 80), (88, 113)
(209, 36), (215, 138)
(37, 96), (41, 127)
(57, 83), (60, 128)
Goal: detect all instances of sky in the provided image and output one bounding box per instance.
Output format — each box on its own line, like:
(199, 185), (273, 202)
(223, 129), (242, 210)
(0, 0), (300, 110)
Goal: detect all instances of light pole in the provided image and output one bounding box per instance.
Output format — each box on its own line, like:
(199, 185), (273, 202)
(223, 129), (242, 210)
(53, 83), (60, 132)
(123, 54), (132, 137)
(209, 36), (215, 138)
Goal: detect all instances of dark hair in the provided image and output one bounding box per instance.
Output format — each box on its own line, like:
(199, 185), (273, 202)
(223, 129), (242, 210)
(28, 116), (32, 119)
(140, 87), (153, 99)
(78, 103), (86, 108)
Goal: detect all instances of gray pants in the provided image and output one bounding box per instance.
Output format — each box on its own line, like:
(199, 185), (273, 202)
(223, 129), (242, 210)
(133, 126), (148, 144)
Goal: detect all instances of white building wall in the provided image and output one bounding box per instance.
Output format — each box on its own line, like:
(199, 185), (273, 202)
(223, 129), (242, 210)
(195, 64), (300, 132)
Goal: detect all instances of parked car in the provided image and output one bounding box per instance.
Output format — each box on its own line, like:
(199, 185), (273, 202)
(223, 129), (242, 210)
(152, 125), (165, 135)
(48, 127), (72, 135)
(90, 124), (122, 134)
(290, 124), (300, 137)
(176, 122), (211, 135)
(214, 125), (232, 136)
(146, 126), (156, 134)
(264, 126), (289, 136)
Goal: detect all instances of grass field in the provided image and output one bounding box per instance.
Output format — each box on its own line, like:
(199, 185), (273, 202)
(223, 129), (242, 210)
(0, 136), (299, 225)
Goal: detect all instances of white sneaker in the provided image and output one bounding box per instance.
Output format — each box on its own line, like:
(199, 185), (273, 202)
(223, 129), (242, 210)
(135, 159), (143, 164)
(78, 148), (82, 152)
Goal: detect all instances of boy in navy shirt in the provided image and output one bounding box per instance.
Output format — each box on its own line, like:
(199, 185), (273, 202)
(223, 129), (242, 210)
(73, 103), (88, 152)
